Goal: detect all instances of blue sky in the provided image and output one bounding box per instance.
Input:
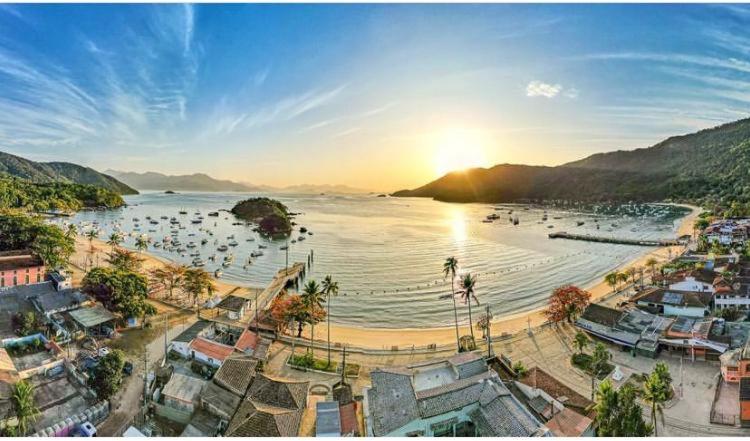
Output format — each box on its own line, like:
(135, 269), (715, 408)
(1, 4), (750, 190)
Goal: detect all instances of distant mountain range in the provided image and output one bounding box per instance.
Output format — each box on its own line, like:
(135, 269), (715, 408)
(393, 118), (750, 205)
(107, 169), (370, 194)
(0, 151), (137, 195)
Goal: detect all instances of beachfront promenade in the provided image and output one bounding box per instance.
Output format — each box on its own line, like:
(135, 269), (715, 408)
(548, 231), (684, 247)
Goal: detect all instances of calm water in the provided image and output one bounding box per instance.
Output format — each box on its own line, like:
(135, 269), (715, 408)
(65, 192), (685, 328)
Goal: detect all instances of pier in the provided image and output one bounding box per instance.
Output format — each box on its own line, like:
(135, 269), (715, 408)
(548, 231), (683, 247)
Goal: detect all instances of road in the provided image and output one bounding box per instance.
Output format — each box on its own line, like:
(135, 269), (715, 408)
(96, 320), (195, 436)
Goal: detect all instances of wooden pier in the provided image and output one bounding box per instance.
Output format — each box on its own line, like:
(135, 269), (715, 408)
(548, 231), (682, 247)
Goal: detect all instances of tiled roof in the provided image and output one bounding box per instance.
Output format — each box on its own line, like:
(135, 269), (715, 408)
(545, 407), (593, 437)
(339, 402), (359, 436)
(173, 320), (212, 343)
(367, 370), (420, 436)
(632, 288), (712, 308)
(247, 373), (308, 410)
(416, 372), (493, 418)
(213, 356), (258, 397)
(235, 329), (259, 352)
(217, 295), (247, 312)
(225, 400), (302, 437)
(519, 368), (593, 415)
(32, 290), (87, 313)
(201, 381), (242, 420)
(0, 251), (43, 271)
(470, 381), (546, 437)
(579, 304), (622, 327)
(189, 337), (235, 362)
(163, 373), (205, 403)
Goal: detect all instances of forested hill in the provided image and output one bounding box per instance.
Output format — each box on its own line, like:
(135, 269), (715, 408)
(0, 151), (137, 195)
(393, 118), (750, 205)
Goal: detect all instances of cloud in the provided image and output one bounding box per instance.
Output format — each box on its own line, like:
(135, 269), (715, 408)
(525, 81), (567, 98)
(253, 67), (270, 87)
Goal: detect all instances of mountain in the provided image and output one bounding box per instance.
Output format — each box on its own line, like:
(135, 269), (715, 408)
(394, 118), (750, 204)
(107, 170), (260, 192)
(0, 151), (137, 195)
(269, 184), (371, 194)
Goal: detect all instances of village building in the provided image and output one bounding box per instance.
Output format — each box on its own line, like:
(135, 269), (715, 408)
(67, 304), (116, 337)
(316, 401), (342, 437)
(668, 269), (717, 293)
(631, 288), (712, 318)
(704, 220), (750, 246)
(189, 337), (235, 368)
(169, 320), (214, 358)
(161, 372), (206, 414)
(576, 304), (672, 357)
(0, 250), (45, 288)
(363, 352), (547, 437)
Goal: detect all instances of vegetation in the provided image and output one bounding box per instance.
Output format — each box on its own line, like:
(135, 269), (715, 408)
(459, 273), (479, 345)
(321, 275), (339, 367)
(643, 362), (673, 436)
(181, 268), (215, 307)
(573, 331), (589, 355)
(12, 312), (44, 337)
(88, 349), (126, 400)
(512, 361), (528, 377)
(0, 210), (75, 269)
(715, 306), (746, 322)
(0, 150), (136, 195)
(149, 263), (186, 300)
(105, 248), (145, 273)
(544, 285), (591, 323)
(230, 197), (292, 237)
(443, 256), (461, 352)
(11, 380), (40, 436)
(82, 267), (156, 319)
(0, 175), (126, 212)
(301, 280), (326, 358)
(288, 353), (361, 376)
(595, 380), (653, 436)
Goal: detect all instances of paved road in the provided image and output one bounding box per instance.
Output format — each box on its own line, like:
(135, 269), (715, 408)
(96, 320), (195, 436)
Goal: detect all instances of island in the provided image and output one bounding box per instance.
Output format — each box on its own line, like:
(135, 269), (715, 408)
(164, 190), (176, 194)
(230, 197), (293, 238)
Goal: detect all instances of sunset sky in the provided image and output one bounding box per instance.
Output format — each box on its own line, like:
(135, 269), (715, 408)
(1, 4), (749, 191)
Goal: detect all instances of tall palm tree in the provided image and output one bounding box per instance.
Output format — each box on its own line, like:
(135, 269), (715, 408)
(459, 273), (479, 344)
(85, 228), (98, 252)
(321, 275), (339, 367)
(626, 267), (638, 286)
(182, 268), (215, 308)
(643, 372), (667, 437)
(604, 272), (619, 293)
(107, 232), (123, 250)
(12, 380), (40, 436)
(301, 280), (325, 358)
(617, 272), (629, 290)
(65, 224), (78, 239)
(443, 257), (461, 352)
(645, 257), (659, 280)
(135, 236), (148, 254)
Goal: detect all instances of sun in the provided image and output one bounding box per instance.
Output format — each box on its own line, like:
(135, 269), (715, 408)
(434, 129), (488, 177)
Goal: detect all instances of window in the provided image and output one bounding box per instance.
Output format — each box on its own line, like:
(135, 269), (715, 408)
(24, 275), (29, 284)
(12, 276), (17, 286)
(36, 273), (41, 283)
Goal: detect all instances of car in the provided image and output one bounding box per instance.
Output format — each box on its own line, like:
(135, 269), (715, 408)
(122, 361), (133, 376)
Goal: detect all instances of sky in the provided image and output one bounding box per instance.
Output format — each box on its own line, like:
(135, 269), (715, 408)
(1, 4), (750, 191)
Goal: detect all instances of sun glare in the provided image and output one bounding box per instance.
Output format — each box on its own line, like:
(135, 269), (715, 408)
(434, 129), (488, 177)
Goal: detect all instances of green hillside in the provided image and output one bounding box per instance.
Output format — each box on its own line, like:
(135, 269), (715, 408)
(0, 151), (137, 195)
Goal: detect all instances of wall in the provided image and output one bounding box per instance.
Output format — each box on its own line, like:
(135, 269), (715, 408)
(0, 265), (44, 288)
(192, 350), (222, 367)
(669, 279), (714, 293)
(170, 341), (191, 358)
(663, 304), (706, 318)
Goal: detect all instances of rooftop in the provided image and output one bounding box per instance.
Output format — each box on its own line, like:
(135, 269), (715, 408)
(69, 304), (116, 328)
(162, 372), (206, 403)
(213, 356), (258, 397)
(518, 367), (593, 416)
(172, 320), (212, 343)
(217, 295), (248, 312)
(0, 250), (44, 271)
(189, 337), (235, 362)
(545, 407), (593, 437)
(316, 401), (342, 437)
(235, 329), (259, 352)
(31, 289), (88, 313)
(632, 287), (712, 309)
(202, 380), (242, 419)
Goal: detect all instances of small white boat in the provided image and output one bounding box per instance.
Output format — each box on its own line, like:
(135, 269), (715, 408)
(217, 245), (228, 252)
(214, 269), (222, 278)
(228, 240), (239, 247)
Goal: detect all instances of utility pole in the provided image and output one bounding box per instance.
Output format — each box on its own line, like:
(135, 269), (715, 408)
(162, 312), (168, 367)
(142, 348), (149, 417)
(255, 289), (259, 332)
(485, 305), (493, 359)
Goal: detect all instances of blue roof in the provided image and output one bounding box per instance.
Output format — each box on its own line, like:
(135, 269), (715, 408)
(315, 401), (341, 437)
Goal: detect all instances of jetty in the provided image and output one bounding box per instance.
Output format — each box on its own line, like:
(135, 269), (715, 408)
(548, 231), (683, 247)
(258, 262), (308, 311)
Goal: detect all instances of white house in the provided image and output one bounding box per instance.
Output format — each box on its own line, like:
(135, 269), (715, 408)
(189, 337), (235, 367)
(631, 288), (712, 318)
(169, 321), (214, 358)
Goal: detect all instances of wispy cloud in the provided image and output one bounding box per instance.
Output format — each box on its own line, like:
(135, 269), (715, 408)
(526, 81), (563, 98)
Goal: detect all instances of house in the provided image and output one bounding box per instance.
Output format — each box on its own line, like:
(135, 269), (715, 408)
(201, 381), (242, 423)
(216, 295), (251, 321)
(189, 337), (235, 367)
(234, 329), (271, 365)
(316, 401), (342, 437)
(0, 250), (45, 288)
(212, 355), (258, 397)
(631, 288), (712, 318)
(713, 280), (750, 311)
(660, 316), (728, 361)
(742, 377), (750, 428)
(668, 269), (717, 293)
(704, 220), (750, 246)
(68, 304), (116, 337)
(170, 320), (214, 358)
(30, 289), (89, 317)
(545, 408), (596, 437)
(49, 271), (72, 291)
(225, 373), (309, 437)
(720, 337), (750, 383)
(363, 352), (547, 437)
(517, 367), (594, 420)
(162, 372), (206, 414)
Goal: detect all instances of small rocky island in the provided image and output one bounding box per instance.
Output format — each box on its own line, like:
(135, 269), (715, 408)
(230, 197), (293, 238)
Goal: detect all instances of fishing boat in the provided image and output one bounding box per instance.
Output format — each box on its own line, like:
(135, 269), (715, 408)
(246, 237), (255, 242)
(217, 245), (228, 252)
(228, 240), (239, 247)
(153, 242), (162, 248)
(214, 269), (222, 278)
(280, 245), (288, 250)
(192, 258), (204, 267)
(258, 244), (267, 249)
(179, 209), (187, 215)
(513, 215), (520, 225)
(576, 221), (585, 226)
(191, 219), (202, 224)
(160, 216), (169, 220)
(190, 251), (200, 257)
(300, 227), (308, 233)
(187, 242), (197, 248)
(201, 239), (208, 245)
(298, 236), (306, 241)
(208, 212), (219, 217)
(250, 251), (264, 258)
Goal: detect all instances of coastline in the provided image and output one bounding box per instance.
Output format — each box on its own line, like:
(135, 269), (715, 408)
(67, 203), (701, 349)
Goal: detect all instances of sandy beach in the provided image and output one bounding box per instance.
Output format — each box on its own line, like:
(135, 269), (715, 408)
(67, 204), (701, 349)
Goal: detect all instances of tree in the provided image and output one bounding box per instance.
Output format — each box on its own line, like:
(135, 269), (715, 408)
(149, 264), (186, 300)
(301, 280), (326, 358)
(11, 380), (40, 436)
(617, 271), (629, 289)
(573, 331), (589, 355)
(105, 248), (144, 273)
(12, 311), (42, 337)
(443, 256), (461, 352)
(82, 267), (155, 319)
(604, 272), (619, 293)
(544, 285), (591, 323)
(476, 311), (493, 339)
(85, 228), (98, 252)
(459, 273), (479, 344)
(65, 223), (78, 239)
(512, 361), (528, 377)
(182, 268), (215, 307)
(107, 232), (123, 250)
(135, 236), (148, 254)
(0, 212), (74, 270)
(643, 371), (668, 436)
(625, 267), (638, 286)
(595, 380), (653, 436)
(88, 349), (125, 401)
(321, 275), (339, 368)
(645, 257), (659, 280)
(589, 342), (611, 400)
(716, 306), (745, 322)
(270, 293), (323, 338)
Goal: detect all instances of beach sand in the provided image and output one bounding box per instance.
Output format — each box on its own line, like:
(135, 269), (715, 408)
(67, 204), (701, 349)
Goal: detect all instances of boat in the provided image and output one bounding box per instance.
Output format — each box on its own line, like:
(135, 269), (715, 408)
(191, 219), (202, 224)
(258, 244), (267, 249)
(291, 239), (297, 244)
(179, 209), (187, 215)
(512, 215), (519, 226)
(547, 225), (554, 229)
(227, 234), (235, 240)
(160, 216), (169, 220)
(246, 237), (255, 242)
(222, 261), (231, 268)
(482, 219), (493, 224)
(214, 269), (222, 278)
(201, 239), (208, 245)
(153, 242), (162, 248)
(250, 251), (264, 258)
(298, 236), (306, 241)
(300, 227), (308, 233)
(217, 245), (228, 252)
(190, 251), (200, 257)
(280, 245), (288, 250)
(228, 240), (239, 247)
(150, 219), (159, 225)
(576, 221), (585, 226)
(208, 212), (219, 217)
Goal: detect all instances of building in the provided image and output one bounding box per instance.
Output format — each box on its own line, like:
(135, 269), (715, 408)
(316, 401), (342, 437)
(631, 288), (712, 318)
(169, 320), (214, 358)
(704, 220), (750, 246)
(68, 304), (116, 337)
(742, 377), (750, 428)
(189, 337), (235, 368)
(216, 295), (251, 321)
(162, 372), (206, 414)
(667, 269), (717, 293)
(0, 250), (45, 288)
(30, 289), (89, 317)
(576, 304), (672, 357)
(363, 352), (547, 437)
(225, 374), (309, 437)
(200, 356), (259, 423)
(660, 316), (729, 361)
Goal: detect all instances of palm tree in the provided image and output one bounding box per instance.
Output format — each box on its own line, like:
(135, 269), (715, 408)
(459, 273), (479, 344)
(182, 268), (215, 308)
(617, 272), (629, 290)
(301, 280), (325, 359)
(135, 236), (148, 254)
(107, 232), (123, 250)
(85, 228), (98, 252)
(12, 380), (40, 436)
(604, 272), (619, 293)
(646, 257), (659, 280)
(321, 275), (339, 367)
(590, 342), (611, 400)
(65, 224), (78, 239)
(573, 331), (589, 355)
(626, 267), (638, 286)
(643, 372), (667, 436)
(443, 257), (461, 352)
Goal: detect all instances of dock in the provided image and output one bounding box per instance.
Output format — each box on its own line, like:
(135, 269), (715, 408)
(548, 231), (683, 247)
(258, 262), (307, 311)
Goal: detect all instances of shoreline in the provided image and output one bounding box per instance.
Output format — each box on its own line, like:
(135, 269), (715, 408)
(66, 203), (701, 349)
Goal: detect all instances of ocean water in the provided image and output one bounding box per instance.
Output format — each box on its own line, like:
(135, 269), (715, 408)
(65, 192), (686, 328)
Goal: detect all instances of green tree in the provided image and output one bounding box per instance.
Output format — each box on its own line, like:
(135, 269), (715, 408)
(321, 275), (339, 368)
(0, 212), (74, 270)
(459, 273), (479, 345)
(573, 331), (589, 355)
(589, 342), (611, 400)
(149, 263), (186, 300)
(595, 380), (653, 436)
(11, 380), (40, 436)
(82, 267), (155, 319)
(135, 236), (148, 254)
(617, 271), (629, 289)
(105, 248), (144, 273)
(301, 280), (326, 359)
(645, 257), (659, 280)
(107, 232), (123, 250)
(88, 349), (125, 400)
(604, 272), (619, 293)
(512, 361), (528, 377)
(65, 223), (78, 239)
(85, 228), (98, 252)
(443, 256), (461, 353)
(643, 371), (667, 436)
(182, 268), (215, 308)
